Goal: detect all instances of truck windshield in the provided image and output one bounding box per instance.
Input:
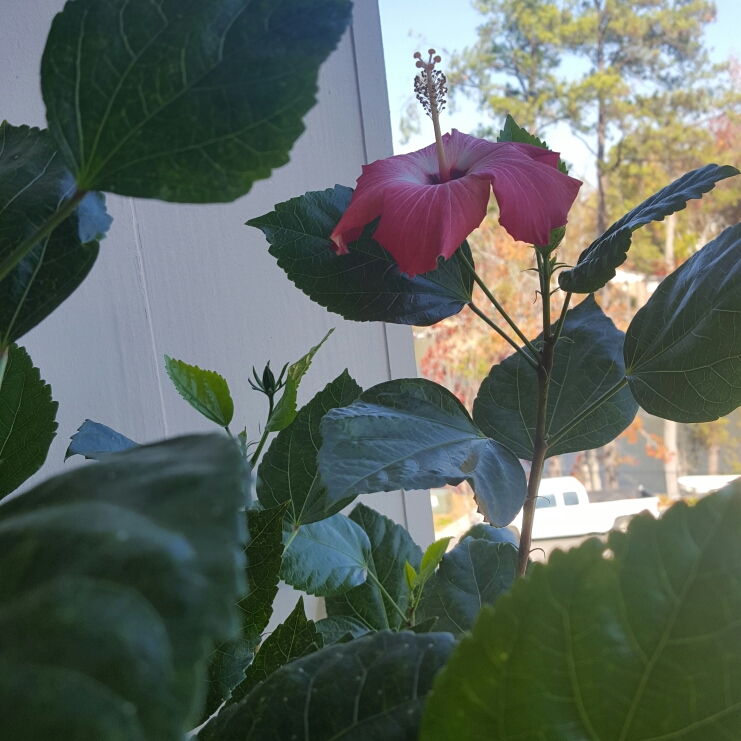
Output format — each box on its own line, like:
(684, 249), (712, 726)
(536, 494), (557, 509)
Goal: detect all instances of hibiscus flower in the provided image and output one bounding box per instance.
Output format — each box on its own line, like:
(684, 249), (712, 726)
(330, 129), (583, 277)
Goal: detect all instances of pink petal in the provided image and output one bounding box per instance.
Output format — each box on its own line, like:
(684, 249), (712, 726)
(372, 176), (491, 275)
(330, 129), (582, 277)
(465, 138), (582, 246)
(330, 143), (489, 276)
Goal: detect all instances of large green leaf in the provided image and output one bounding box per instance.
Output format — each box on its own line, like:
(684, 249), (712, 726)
(164, 356), (234, 427)
(318, 378), (528, 527)
(230, 596), (322, 704)
(326, 504), (422, 631)
(625, 223), (741, 422)
(200, 631), (456, 741)
(265, 329), (333, 432)
(281, 513), (372, 596)
(0, 123), (110, 346)
(248, 186), (475, 326)
(0, 344), (58, 498)
(41, 0), (352, 201)
(241, 506), (287, 648)
(257, 370), (362, 525)
(315, 615), (370, 644)
(417, 534), (517, 636)
(200, 504), (287, 721)
(0, 435), (246, 740)
(473, 295), (638, 459)
(560, 164), (739, 293)
(421, 481), (741, 741)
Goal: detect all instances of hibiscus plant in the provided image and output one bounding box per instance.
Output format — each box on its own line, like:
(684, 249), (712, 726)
(4, 1), (741, 739)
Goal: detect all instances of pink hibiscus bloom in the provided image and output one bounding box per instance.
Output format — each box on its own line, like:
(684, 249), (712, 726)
(330, 129), (582, 277)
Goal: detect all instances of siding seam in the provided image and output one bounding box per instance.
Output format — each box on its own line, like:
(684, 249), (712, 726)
(129, 198), (170, 437)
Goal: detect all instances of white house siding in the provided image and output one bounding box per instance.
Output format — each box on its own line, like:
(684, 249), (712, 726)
(1, 0), (434, 620)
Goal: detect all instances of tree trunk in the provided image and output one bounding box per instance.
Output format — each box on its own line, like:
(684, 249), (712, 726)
(664, 419), (680, 498)
(663, 213), (680, 499)
(708, 443), (720, 475)
(547, 455), (563, 477)
(664, 212), (677, 272)
(587, 448), (602, 491)
(599, 440), (619, 491)
(596, 8), (607, 236)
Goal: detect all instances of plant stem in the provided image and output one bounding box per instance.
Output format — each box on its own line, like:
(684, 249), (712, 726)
(469, 304), (538, 370)
(0, 189), (87, 283)
(249, 426), (270, 468)
(248, 394), (277, 467)
(459, 251), (542, 362)
(517, 250), (556, 576)
(547, 377), (629, 449)
(553, 291), (572, 345)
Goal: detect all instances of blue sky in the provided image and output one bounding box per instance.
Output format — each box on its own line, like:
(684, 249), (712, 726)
(378, 0), (740, 184)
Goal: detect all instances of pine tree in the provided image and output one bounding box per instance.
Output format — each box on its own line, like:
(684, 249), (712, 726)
(448, 0), (569, 135)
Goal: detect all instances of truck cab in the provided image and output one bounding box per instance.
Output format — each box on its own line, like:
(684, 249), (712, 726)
(509, 476), (659, 541)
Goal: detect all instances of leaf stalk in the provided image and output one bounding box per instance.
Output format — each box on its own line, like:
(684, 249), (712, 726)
(469, 303), (539, 370)
(0, 189), (87, 283)
(459, 251), (542, 361)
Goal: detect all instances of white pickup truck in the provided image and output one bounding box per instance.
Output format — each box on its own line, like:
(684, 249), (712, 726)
(508, 476), (660, 540)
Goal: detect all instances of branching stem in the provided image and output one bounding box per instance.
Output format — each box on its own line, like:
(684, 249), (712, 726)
(517, 249), (556, 576)
(469, 304), (538, 370)
(553, 291), (572, 345)
(459, 251), (542, 362)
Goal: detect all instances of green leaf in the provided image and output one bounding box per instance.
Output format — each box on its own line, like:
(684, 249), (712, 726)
(461, 521), (518, 546)
(326, 504), (423, 631)
(65, 419), (139, 461)
(248, 185), (475, 326)
(266, 328), (333, 433)
(280, 513), (372, 596)
(408, 616), (439, 634)
(200, 640), (254, 726)
(41, 0), (352, 201)
(560, 164), (740, 293)
(415, 537), (452, 589)
(0, 123), (110, 346)
(200, 504), (287, 721)
(229, 597), (322, 705)
(257, 370), (362, 524)
(405, 560), (418, 590)
(241, 506), (287, 648)
(0, 435), (246, 739)
(318, 378), (528, 527)
(497, 114), (569, 174)
(421, 481), (741, 741)
(164, 356), (234, 427)
(200, 631), (456, 741)
(0, 344), (58, 498)
(315, 615), (370, 644)
(624, 222), (741, 422)
(417, 539), (517, 636)
(473, 295), (638, 459)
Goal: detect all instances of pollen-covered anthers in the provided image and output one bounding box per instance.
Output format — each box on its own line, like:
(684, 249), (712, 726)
(414, 50), (447, 118)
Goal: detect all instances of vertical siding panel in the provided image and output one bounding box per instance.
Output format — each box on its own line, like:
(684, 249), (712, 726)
(2, 0), (434, 615)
